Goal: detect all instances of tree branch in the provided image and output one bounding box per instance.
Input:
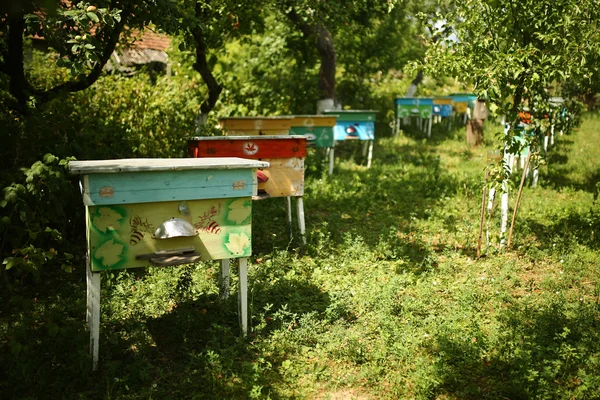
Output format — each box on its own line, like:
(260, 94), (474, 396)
(35, 10), (127, 104)
(191, 2), (223, 116)
(286, 8), (315, 38)
(6, 10), (30, 110)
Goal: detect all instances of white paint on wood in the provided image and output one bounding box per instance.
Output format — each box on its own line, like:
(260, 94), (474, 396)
(69, 158), (269, 175)
(367, 141), (374, 168)
(87, 258), (101, 371)
(220, 259), (230, 300)
(238, 258), (248, 336)
(296, 196), (307, 245)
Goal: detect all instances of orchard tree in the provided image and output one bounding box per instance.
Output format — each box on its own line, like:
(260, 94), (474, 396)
(0, 0), (178, 113)
(279, 1), (401, 112)
(421, 0), (600, 245)
(174, 0), (264, 129)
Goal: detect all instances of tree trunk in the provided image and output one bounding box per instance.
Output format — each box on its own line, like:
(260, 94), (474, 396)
(192, 3), (223, 132)
(315, 23), (336, 101)
(2, 4), (126, 112)
(285, 8), (337, 105)
(406, 70), (423, 97)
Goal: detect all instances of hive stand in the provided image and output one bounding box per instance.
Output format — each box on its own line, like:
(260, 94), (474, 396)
(394, 98), (433, 138)
(287, 115), (337, 175)
(323, 110), (378, 168)
(188, 135), (308, 244)
(70, 157), (268, 371)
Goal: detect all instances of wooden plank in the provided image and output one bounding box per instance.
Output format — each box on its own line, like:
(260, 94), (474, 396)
(257, 158), (304, 197)
(188, 137), (307, 159)
(82, 168), (256, 206)
(333, 122), (375, 141)
(323, 110), (377, 122)
(290, 115), (337, 127)
(87, 197), (254, 271)
(69, 157), (268, 175)
(219, 117), (293, 133)
(288, 126), (335, 148)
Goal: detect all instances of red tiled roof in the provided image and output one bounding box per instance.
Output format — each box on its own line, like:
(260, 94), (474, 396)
(131, 30), (171, 51)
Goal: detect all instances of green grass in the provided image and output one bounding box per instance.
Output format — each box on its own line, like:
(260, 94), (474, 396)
(2, 114), (600, 399)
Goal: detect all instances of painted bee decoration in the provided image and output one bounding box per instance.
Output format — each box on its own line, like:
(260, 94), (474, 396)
(194, 204), (222, 234)
(129, 216), (154, 245)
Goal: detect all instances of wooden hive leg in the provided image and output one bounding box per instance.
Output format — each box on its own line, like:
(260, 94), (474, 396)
(285, 197), (293, 239)
(427, 116), (432, 138)
(367, 140), (374, 168)
(237, 258), (248, 336)
(86, 257), (101, 371)
(362, 140), (369, 158)
(219, 259), (230, 300)
(328, 147), (335, 176)
(296, 196), (307, 245)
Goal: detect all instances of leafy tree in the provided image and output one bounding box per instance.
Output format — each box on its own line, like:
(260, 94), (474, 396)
(173, 0), (264, 128)
(421, 0), (600, 243)
(0, 0), (179, 112)
(277, 1), (394, 110)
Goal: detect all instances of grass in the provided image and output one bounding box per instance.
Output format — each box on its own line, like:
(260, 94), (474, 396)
(2, 114), (600, 399)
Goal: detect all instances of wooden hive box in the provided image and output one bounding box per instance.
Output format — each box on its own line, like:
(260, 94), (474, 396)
(288, 115), (337, 148)
(70, 158), (268, 271)
(188, 136), (307, 198)
(219, 116), (294, 136)
(323, 110), (378, 141)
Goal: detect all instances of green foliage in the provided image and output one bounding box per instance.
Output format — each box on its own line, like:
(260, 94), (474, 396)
(1, 154), (80, 282)
(2, 110), (600, 398)
(420, 0), (600, 178)
(24, 2), (123, 76)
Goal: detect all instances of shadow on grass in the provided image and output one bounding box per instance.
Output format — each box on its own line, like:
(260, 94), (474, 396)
(544, 138), (600, 194)
(95, 270), (335, 399)
(431, 299), (600, 399)
(250, 136), (468, 270)
(518, 209), (600, 252)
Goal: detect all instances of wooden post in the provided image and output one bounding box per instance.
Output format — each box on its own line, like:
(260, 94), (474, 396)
(86, 257), (101, 371)
(296, 197), (307, 245)
(366, 140), (374, 168)
(238, 258), (248, 336)
(219, 259), (230, 300)
(427, 115), (432, 138)
(477, 170), (488, 258)
(285, 196), (293, 239)
(328, 147), (335, 175)
(507, 152), (531, 248)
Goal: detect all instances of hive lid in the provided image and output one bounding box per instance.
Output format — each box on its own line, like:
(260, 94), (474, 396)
(69, 157), (269, 175)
